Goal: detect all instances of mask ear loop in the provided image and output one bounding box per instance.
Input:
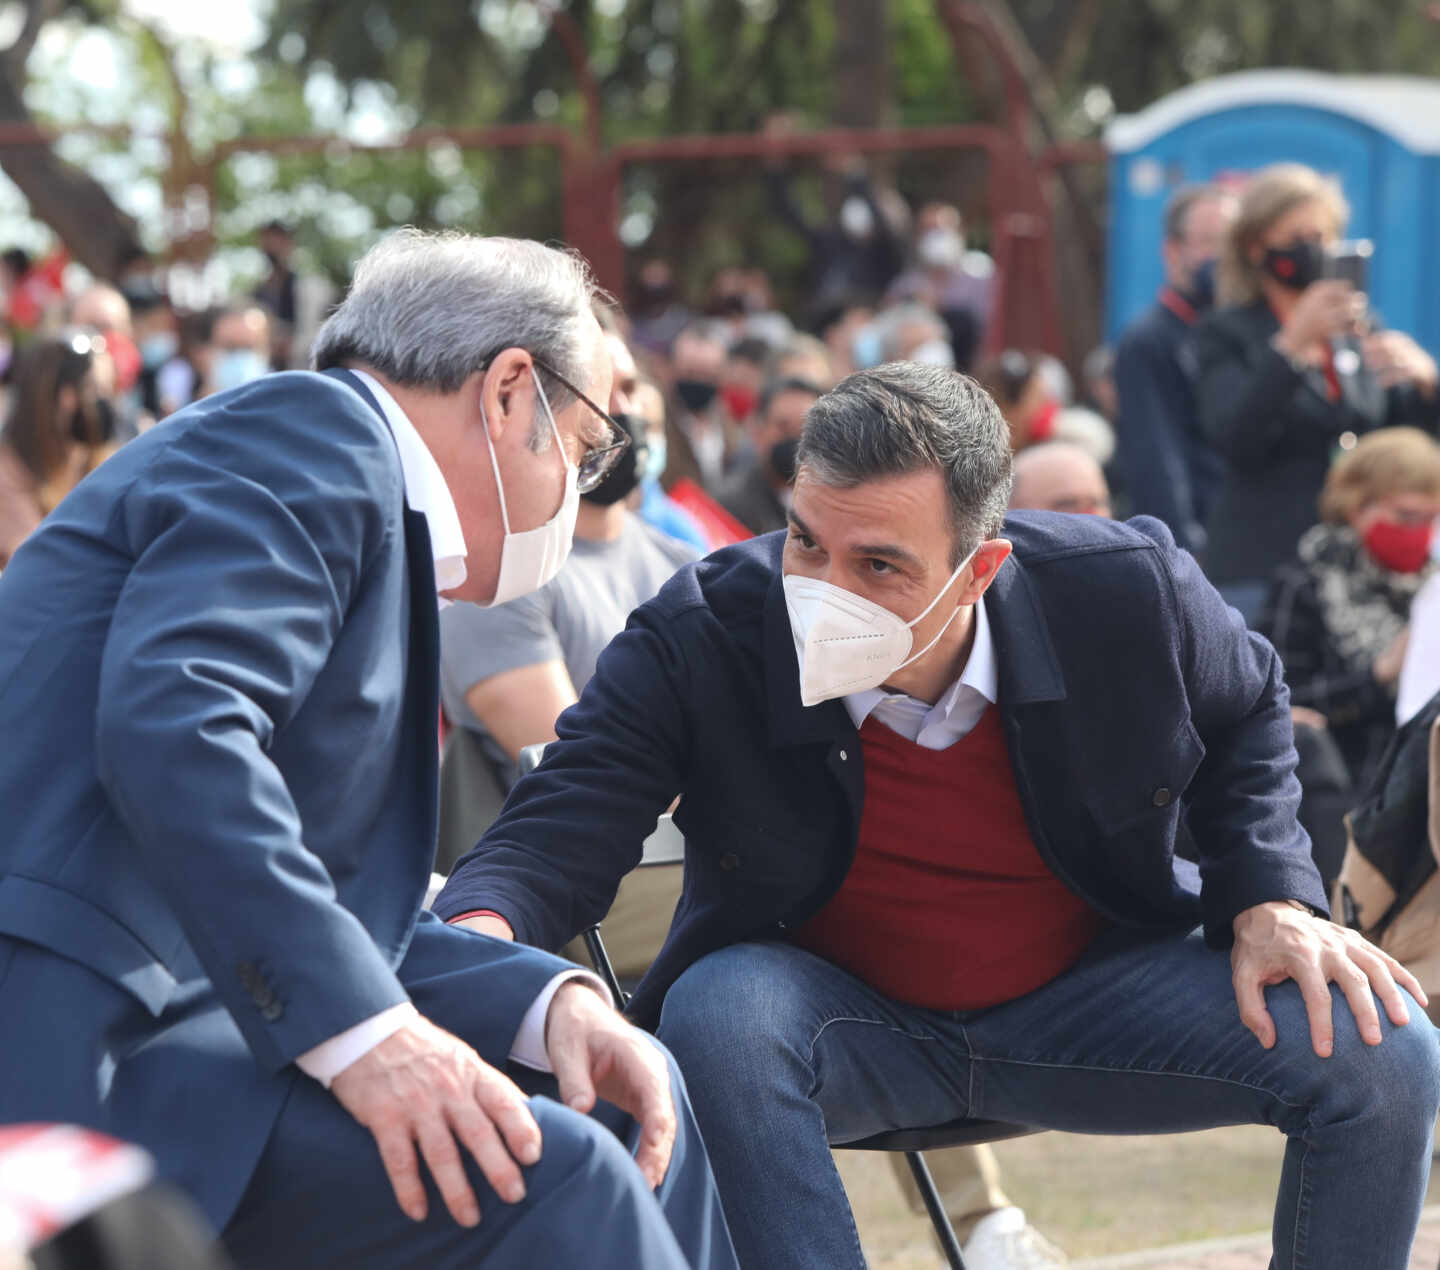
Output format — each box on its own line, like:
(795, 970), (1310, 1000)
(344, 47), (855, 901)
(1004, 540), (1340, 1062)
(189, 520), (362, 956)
(894, 545), (980, 672)
(480, 365), (572, 536)
(530, 365), (572, 470)
(480, 399), (512, 536)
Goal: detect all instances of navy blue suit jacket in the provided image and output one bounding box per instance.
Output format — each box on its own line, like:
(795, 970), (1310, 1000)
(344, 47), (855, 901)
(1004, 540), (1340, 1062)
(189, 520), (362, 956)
(0, 371), (564, 1226)
(436, 514), (1329, 1031)
(1112, 299), (1224, 555)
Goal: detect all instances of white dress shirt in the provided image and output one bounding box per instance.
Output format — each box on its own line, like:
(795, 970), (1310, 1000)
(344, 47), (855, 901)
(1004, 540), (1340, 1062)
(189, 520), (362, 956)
(843, 596), (997, 749)
(294, 371), (607, 1088)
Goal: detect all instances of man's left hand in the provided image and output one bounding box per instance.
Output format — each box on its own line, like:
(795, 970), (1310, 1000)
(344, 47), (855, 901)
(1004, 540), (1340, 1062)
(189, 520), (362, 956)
(544, 982), (677, 1190)
(1232, 900), (1427, 1057)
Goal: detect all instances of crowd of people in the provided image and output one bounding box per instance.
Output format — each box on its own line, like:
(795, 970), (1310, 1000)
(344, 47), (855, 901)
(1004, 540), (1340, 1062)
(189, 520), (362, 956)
(2, 155), (1440, 1270)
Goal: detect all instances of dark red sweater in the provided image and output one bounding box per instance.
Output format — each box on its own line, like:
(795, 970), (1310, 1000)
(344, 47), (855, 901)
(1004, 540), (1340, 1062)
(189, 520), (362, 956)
(791, 708), (1106, 1010)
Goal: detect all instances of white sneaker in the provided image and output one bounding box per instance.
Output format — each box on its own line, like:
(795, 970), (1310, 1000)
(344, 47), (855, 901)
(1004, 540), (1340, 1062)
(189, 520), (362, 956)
(960, 1206), (1069, 1269)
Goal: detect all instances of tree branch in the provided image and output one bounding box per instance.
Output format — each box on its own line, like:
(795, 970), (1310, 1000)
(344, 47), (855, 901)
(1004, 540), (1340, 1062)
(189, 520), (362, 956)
(2, 0), (65, 83)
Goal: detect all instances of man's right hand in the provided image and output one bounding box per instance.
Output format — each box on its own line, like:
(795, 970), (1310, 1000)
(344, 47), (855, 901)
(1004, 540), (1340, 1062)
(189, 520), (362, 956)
(330, 1017), (540, 1227)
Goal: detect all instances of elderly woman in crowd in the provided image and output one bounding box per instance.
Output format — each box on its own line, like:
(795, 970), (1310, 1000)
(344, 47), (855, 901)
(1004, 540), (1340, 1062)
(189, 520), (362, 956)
(1260, 427), (1440, 804)
(0, 329), (118, 568)
(1194, 163), (1440, 622)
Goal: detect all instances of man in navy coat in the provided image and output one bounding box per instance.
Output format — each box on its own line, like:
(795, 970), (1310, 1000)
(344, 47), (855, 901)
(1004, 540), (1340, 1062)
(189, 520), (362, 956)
(438, 362), (1440, 1270)
(0, 230), (736, 1270)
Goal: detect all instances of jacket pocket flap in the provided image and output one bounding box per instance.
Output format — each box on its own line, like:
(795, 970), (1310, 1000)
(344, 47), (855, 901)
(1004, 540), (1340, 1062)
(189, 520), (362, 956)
(1083, 719), (1206, 835)
(0, 876), (177, 1016)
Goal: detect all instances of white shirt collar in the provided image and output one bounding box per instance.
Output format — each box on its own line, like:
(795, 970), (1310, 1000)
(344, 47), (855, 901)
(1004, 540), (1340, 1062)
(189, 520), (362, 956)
(842, 595), (998, 748)
(348, 370), (468, 603)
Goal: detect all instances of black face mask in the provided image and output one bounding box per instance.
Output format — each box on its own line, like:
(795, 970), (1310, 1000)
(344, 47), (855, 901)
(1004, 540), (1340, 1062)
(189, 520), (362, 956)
(1187, 258), (1218, 310)
(1262, 240), (1326, 292)
(581, 412), (649, 507)
(769, 437), (800, 485)
(71, 397), (116, 445)
(675, 379), (718, 414)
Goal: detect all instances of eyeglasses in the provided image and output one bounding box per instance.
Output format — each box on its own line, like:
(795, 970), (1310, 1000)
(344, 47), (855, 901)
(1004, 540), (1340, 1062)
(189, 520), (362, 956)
(530, 354), (631, 494)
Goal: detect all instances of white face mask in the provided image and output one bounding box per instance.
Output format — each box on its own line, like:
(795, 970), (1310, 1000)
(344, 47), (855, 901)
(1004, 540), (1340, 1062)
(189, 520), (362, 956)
(783, 547), (978, 707)
(478, 367), (580, 608)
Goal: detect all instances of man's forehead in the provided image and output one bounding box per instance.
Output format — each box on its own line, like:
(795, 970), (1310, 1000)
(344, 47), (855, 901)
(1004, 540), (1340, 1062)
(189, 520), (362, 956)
(791, 468), (950, 553)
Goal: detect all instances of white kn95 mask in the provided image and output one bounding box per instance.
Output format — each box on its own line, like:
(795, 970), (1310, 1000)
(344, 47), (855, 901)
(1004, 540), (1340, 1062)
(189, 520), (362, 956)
(782, 545), (978, 707)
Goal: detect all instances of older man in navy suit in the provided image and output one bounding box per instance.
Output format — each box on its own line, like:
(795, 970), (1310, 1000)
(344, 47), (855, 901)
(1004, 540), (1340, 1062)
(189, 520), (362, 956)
(0, 231), (736, 1269)
(439, 362), (1440, 1270)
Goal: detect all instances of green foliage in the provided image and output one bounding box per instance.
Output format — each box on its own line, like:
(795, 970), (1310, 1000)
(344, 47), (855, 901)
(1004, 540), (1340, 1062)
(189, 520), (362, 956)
(10, 0), (1440, 301)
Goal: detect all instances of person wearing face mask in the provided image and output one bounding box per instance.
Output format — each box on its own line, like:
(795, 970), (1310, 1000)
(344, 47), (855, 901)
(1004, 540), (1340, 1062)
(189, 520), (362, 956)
(439, 360), (1440, 1270)
(632, 378), (711, 553)
(1259, 428), (1440, 803)
(129, 288), (183, 421)
(885, 202), (992, 369)
(0, 229), (739, 1270)
(1195, 163), (1440, 623)
(438, 331), (698, 818)
(761, 115), (905, 319)
(1112, 184), (1237, 555)
(202, 302), (273, 398)
(0, 328), (120, 569)
(664, 321), (737, 490)
(715, 377), (822, 536)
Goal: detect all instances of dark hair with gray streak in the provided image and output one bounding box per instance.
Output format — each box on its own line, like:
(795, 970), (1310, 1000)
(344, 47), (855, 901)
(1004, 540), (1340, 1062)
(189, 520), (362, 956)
(798, 362), (1013, 565)
(312, 229), (601, 451)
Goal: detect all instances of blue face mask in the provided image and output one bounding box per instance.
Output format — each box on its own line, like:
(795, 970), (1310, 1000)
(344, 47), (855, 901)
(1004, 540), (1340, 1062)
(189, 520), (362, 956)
(213, 349), (269, 393)
(851, 325), (883, 371)
(140, 331), (178, 370)
(643, 433), (667, 485)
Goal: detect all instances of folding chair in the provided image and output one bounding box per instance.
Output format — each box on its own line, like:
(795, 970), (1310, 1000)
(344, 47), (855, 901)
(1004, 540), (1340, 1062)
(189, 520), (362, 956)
(516, 744), (1040, 1270)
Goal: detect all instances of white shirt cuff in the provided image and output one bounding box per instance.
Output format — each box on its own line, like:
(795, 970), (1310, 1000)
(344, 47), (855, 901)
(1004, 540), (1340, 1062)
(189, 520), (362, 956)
(296, 1002), (418, 1088)
(509, 969), (614, 1073)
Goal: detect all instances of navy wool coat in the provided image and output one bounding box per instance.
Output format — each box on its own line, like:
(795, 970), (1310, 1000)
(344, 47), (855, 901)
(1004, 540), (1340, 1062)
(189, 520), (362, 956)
(436, 514), (1329, 1030)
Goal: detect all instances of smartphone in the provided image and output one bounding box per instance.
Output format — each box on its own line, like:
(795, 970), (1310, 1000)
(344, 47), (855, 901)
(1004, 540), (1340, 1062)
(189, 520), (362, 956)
(1324, 239), (1373, 292)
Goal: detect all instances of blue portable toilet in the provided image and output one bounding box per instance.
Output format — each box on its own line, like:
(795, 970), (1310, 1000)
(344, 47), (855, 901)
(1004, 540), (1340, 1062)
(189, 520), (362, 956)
(1104, 70), (1440, 352)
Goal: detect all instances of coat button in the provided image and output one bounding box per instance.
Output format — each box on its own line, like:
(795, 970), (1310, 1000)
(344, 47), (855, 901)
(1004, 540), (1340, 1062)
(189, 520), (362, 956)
(1152, 787), (1172, 807)
(838, 749), (848, 761)
(260, 1000), (284, 1023)
(719, 852), (740, 872)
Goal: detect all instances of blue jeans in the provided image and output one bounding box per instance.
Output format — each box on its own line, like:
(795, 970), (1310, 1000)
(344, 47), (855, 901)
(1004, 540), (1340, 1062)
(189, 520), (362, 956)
(657, 927), (1440, 1270)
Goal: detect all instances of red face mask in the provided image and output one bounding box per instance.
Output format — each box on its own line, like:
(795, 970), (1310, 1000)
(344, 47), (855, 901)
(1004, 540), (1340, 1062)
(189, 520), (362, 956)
(1026, 398), (1059, 444)
(1363, 518), (1435, 574)
(721, 384), (758, 421)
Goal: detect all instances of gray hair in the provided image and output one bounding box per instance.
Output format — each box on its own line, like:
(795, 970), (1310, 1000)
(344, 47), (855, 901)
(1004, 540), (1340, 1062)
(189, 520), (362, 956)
(312, 229), (600, 450)
(798, 363), (1013, 565)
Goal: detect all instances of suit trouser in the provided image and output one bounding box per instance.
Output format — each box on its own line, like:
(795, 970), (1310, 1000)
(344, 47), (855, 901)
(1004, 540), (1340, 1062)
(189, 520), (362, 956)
(0, 923), (736, 1270)
(559, 864), (1013, 1242)
(222, 917), (737, 1270)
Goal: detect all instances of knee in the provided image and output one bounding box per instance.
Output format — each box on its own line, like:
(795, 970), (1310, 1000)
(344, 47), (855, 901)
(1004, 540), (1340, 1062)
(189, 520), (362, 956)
(1304, 989), (1440, 1130)
(656, 943), (815, 1086)
(524, 1096), (641, 1196)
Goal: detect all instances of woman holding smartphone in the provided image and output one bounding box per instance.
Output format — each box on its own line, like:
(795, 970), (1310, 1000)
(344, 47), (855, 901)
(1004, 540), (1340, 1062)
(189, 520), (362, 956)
(1193, 163), (1439, 622)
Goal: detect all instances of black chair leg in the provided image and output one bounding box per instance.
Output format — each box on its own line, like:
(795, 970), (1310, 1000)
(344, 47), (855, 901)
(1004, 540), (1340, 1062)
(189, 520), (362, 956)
(905, 1150), (966, 1269)
(581, 925), (630, 1008)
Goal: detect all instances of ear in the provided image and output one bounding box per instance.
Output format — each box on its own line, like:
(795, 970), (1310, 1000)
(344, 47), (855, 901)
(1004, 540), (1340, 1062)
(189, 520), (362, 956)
(479, 347), (535, 443)
(957, 538), (1013, 606)
(55, 384), (78, 418)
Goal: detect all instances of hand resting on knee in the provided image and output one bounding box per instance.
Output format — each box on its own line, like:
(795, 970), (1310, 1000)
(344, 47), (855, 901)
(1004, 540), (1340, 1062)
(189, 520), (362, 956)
(328, 983), (677, 1230)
